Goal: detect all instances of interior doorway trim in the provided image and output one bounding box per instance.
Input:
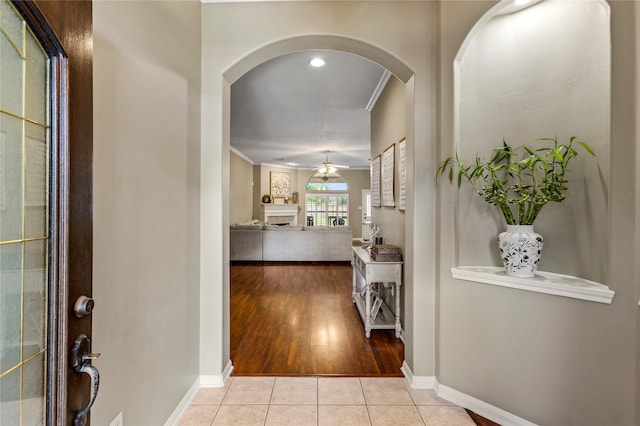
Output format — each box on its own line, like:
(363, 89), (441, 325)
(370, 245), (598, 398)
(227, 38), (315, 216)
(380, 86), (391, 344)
(222, 35), (414, 86)
(209, 34), (416, 378)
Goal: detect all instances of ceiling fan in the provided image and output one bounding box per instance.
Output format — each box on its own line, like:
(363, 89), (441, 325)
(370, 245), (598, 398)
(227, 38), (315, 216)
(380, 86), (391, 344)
(316, 151), (349, 174)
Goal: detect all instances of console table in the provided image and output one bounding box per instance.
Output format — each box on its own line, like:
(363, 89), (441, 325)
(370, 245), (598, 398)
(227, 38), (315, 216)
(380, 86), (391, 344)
(351, 246), (402, 338)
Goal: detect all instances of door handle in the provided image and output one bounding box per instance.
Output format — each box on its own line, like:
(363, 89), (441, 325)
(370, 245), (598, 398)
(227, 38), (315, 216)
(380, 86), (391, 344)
(71, 334), (101, 426)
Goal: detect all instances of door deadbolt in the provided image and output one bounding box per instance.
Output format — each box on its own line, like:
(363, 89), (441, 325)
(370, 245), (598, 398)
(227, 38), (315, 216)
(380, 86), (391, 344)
(74, 295), (95, 317)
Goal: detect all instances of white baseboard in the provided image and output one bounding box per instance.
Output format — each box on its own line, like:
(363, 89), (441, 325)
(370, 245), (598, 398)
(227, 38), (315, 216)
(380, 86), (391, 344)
(224, 359), (234, 382)
(164, 377), (201, 426)
(400, 361), (436, 389)
(200, 360), (234, 387)
(400, 362), (536, 426)
(168, 360), (535, 426)
(165, 360), (235, 425)
(199, 375), (224, 387)
(437, 384), (537, 426)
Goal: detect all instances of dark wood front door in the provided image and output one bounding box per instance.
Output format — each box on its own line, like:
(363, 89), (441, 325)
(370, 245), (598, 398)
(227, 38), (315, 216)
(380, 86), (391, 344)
(0, 1), (93, 424)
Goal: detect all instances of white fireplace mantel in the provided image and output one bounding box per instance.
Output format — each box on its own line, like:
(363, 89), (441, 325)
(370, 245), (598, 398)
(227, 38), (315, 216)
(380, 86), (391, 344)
(261, 203), (298, 225)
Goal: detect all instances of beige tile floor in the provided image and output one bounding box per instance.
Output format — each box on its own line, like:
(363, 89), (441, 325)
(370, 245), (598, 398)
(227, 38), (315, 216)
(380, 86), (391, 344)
(179, 377), (476, 426)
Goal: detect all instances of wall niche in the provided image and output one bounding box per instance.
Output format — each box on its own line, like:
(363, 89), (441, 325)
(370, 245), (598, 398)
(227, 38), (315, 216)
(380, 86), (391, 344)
(454, 0), (610, 284)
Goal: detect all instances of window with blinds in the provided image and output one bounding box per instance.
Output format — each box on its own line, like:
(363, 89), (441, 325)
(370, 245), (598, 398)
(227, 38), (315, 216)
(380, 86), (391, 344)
(305, 194), (349, 227)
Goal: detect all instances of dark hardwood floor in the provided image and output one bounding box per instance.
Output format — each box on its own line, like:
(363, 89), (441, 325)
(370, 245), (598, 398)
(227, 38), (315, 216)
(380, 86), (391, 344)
(230, 261), (404, 376)
(230, 261), (500, 425)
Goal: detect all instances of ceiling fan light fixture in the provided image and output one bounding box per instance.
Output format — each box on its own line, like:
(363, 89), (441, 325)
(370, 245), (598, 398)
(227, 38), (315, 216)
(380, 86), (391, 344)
(318, 165), (337, 174)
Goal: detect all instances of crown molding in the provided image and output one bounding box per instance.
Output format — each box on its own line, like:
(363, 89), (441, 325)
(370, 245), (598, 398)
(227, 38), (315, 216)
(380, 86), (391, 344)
(365, 69), (392, 112)
(230, 146), (255, 164)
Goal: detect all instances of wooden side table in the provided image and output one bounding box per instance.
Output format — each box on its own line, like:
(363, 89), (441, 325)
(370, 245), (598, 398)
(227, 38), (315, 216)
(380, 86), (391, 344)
(351, 246), (402, 338)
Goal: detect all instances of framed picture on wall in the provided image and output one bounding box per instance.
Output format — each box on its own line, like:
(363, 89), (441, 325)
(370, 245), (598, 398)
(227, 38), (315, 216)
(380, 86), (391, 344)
(270, 171), (291, 198)
(382, 144), (395, 207)
(371, 155), (381, 207)
(398, 138), (407, 211)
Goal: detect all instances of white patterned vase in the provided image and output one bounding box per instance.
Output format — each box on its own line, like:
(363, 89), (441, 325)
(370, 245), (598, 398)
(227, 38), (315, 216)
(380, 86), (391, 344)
(498, 225), (543, 278)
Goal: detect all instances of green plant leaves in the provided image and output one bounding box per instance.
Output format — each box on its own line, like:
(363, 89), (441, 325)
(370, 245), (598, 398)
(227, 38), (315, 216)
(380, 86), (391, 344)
(434, 136), (596, 225)
(578, 141), (596, 156)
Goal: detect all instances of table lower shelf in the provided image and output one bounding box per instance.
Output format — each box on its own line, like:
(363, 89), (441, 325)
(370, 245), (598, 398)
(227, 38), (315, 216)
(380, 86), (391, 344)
(353, 293), (397, 337)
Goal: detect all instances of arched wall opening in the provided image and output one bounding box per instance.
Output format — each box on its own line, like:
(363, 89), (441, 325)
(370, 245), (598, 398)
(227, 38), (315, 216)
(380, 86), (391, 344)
(200, 1), (438, 382)
(220, 35), (415, 374)
(453, 0), (610, 282)
(436, 1), (638, 424)
(200, 35), (434, 382)
(195, 0), (636, 422)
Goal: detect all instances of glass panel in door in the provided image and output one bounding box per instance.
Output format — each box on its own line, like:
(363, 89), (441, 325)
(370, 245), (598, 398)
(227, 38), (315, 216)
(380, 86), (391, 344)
(0, 1), (50, 424)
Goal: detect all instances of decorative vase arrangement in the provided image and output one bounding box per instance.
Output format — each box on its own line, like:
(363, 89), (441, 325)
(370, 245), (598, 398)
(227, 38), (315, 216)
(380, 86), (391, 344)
(498, 225), (543, 277)
(436, 136), (595, 277)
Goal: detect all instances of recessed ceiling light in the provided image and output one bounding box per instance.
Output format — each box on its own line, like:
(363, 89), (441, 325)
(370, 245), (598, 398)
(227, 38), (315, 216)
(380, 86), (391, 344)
(310, 57), (326, 67)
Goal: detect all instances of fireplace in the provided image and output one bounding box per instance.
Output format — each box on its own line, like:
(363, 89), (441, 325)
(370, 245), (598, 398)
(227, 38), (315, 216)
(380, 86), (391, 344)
(261, 203), (299, 225)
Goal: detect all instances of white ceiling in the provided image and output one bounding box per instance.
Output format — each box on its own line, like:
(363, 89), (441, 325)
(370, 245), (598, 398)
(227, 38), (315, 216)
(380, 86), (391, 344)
(230, 50), (387, 170)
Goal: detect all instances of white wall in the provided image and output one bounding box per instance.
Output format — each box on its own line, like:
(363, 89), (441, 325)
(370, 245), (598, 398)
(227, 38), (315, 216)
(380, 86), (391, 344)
(456, 0), (609, 282)
(437, 1), (638, 424)
(229, 151), (254, 224)
(371, 76), (406, 323)
(635, 3), (640, 416)
(92, 1), (201, 424)
(371, 76), (406, 251)
(90, 2), (640, 424)
(201, 1), (437, 379)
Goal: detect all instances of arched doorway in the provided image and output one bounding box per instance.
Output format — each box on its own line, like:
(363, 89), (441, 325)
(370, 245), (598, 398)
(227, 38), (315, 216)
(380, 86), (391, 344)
(224, 37), (418, 374)
(199, 5), (439, 383)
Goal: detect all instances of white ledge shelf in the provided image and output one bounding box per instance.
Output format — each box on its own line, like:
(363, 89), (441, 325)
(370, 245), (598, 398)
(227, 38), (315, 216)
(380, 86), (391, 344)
(451, 266), (615, 304)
